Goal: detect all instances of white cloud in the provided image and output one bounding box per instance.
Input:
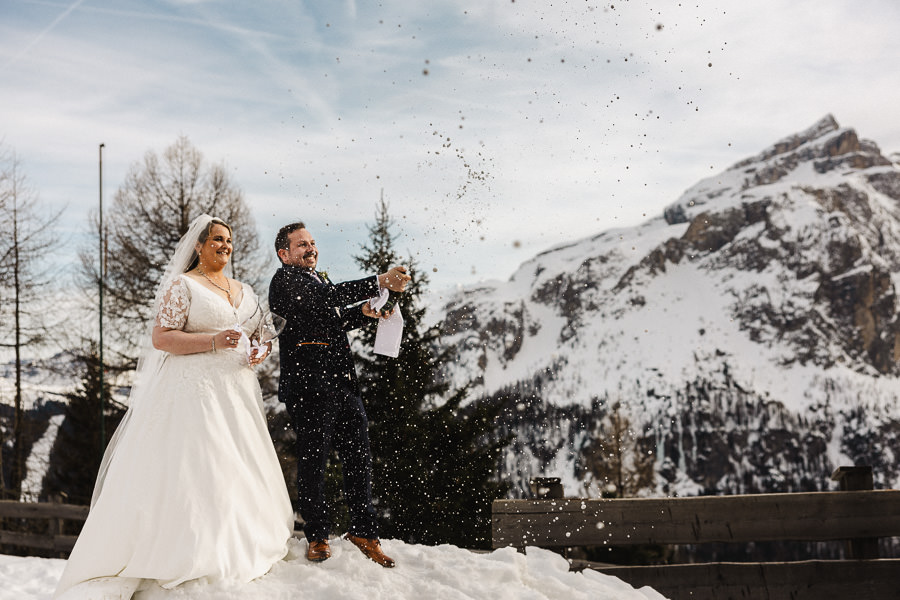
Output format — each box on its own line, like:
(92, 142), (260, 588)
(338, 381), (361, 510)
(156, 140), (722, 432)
(2, 0), (900, 292)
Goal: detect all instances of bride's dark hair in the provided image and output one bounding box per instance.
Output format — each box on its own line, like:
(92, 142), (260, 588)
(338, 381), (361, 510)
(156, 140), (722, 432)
(186, 218), (232, 272)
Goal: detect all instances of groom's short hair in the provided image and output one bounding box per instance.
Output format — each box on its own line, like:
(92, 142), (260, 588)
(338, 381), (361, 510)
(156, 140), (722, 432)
(275, 221), (307, 262)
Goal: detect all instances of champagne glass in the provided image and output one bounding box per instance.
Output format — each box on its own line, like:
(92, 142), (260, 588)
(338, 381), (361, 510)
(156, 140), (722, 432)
(241, 303), (286, 362)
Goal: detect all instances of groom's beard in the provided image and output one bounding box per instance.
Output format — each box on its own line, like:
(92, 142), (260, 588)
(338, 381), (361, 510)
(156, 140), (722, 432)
(300, 252), (317, 270)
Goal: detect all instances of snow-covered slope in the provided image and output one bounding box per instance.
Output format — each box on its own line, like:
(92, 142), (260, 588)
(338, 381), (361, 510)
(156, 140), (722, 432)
(436, 115), (900, 496)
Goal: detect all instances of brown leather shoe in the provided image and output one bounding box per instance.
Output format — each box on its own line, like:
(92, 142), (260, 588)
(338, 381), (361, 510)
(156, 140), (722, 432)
(306, 538), (331, 562)
(345, 534), (396, 568)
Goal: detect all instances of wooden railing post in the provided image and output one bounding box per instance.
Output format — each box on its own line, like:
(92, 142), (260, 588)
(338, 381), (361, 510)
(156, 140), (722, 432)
(529, 477), (564, 499)
(47, 494), (66, 557)
(831, 465), (878, 559)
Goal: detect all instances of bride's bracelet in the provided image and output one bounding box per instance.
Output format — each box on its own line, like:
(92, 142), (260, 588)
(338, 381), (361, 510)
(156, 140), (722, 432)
(210, 335), (216, 353)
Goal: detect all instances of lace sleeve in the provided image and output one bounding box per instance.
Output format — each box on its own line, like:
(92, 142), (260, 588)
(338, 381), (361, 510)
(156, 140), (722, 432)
(155, 277), (191, 329)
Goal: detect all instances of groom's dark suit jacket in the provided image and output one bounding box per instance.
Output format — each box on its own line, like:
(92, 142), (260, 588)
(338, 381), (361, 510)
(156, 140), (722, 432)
(269, 264), (378, 400)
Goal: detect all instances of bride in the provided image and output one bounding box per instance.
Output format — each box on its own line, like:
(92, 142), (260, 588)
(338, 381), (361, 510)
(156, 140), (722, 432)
(55, 215), (293, 599)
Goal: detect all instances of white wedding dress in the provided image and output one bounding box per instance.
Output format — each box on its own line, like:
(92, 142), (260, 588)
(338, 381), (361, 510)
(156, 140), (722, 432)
(55, 276), (293, 599)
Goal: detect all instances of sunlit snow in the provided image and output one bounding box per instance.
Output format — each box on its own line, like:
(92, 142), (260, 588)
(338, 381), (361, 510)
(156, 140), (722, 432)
(0, 539), (668, 600)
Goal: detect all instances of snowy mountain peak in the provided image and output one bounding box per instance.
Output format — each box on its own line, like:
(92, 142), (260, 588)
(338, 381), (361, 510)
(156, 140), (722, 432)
(435, 116), (900, 495)
(663, 115), (892, 225)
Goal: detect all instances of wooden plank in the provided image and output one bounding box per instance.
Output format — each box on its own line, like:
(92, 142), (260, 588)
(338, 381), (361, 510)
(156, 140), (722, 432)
(55, 534), (78, 553)
(492, 490), (900, 548)
(592, 559), (900, 600)
(0, 500), (89, 522)
(0, 530), (78, 553)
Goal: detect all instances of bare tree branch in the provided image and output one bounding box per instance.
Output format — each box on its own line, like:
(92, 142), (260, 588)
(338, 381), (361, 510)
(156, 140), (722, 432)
(0, 144), (63, 497)
(79, 135), (269, 358)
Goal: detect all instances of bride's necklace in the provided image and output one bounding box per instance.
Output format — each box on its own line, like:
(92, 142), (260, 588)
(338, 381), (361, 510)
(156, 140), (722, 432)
(197, 266), (233, 305)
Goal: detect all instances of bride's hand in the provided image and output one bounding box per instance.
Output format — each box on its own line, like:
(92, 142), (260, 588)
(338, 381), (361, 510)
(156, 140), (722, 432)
(214, 328), (242, 351)
(249, 341), (272, 365)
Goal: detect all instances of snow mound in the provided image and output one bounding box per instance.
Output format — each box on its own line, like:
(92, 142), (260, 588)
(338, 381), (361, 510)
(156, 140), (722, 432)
(0, 538), (668, 600)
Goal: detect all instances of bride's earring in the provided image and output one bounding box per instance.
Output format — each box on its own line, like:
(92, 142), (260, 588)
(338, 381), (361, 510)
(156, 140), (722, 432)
(195, 243), (207, 268)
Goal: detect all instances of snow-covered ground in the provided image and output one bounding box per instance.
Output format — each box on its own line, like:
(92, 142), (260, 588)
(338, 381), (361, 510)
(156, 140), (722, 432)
(0, 538), (666, 600)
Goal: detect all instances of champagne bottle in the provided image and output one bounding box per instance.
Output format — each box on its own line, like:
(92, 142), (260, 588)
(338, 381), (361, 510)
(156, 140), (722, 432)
(378, 289), (403, 316)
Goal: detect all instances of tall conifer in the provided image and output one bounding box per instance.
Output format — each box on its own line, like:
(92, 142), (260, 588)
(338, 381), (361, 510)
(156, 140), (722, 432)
(352, 194), (509, 548)
(43, 346), (126, 506)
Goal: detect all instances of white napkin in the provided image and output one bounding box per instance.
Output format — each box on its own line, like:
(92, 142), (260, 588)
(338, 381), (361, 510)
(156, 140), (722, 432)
(369, 288), (390, 312)
(229, 322), (257, 362)
(369, 289), (404, 358)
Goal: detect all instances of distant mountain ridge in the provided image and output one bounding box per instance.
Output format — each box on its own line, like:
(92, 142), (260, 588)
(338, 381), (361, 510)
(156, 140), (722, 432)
(435, 115), (900, 497)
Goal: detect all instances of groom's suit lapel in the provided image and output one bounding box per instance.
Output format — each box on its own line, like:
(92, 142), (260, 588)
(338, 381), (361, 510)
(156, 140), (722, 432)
(311, 270), (342, 317)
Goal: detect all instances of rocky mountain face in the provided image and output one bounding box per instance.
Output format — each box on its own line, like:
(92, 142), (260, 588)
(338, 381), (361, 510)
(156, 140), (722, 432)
(436, 115), (900, 499)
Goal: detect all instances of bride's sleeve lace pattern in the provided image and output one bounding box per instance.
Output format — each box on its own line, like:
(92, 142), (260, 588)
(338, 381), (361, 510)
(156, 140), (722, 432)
(155, 277), (191, 329)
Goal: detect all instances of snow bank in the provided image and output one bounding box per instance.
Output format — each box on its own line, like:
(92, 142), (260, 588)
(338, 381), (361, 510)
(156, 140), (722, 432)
(0, 538), (668, 600)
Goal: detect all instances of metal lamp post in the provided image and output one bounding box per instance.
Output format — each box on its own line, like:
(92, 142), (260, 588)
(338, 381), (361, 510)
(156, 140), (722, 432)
(98, 143), (105, 455)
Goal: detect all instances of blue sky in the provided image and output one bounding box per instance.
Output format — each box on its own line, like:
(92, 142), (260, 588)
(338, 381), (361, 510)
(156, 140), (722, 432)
(3, 0), (900, 294)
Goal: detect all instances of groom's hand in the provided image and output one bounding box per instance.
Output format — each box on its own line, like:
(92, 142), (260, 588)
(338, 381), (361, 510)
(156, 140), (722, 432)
(378, 266), (411, 292)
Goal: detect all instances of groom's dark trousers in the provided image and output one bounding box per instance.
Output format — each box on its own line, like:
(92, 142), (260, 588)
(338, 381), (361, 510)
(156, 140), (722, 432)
(269, 264), (379, 541)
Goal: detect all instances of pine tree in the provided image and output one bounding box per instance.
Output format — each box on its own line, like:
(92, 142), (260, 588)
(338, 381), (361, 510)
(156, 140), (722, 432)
(351, 194), (509, 548)
(582, 401), (655, 498)
(43, 345), (127, 506)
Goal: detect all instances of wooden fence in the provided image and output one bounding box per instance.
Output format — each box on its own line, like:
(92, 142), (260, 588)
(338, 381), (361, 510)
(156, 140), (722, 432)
(0, 499), (304, 559)
(0, 498), (88, 556)
(493, 468), (900, 600)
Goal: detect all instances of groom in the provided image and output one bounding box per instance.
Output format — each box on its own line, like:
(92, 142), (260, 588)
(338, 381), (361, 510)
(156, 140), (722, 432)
(269, 221), (410, 568)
